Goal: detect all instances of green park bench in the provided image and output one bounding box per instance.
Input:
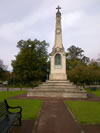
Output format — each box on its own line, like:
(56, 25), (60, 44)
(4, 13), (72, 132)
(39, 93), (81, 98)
(0, 99), (22, 133)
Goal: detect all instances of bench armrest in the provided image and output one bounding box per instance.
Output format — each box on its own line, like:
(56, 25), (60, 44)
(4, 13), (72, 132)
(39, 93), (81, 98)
(4, 100), (22, 114)
(8, 106), (22, 114)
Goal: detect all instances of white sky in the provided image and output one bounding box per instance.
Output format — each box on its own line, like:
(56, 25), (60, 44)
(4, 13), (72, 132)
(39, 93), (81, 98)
(0, 0), (100, 71)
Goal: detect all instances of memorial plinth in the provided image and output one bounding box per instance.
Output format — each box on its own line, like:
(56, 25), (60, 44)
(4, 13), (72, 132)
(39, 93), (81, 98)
(27, 6), (87, 98)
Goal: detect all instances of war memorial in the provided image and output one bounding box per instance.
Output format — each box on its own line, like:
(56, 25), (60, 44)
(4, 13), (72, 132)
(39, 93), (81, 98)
(27, 6), (87, 98)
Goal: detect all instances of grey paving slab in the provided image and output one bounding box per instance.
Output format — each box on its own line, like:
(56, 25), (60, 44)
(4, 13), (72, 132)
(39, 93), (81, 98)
(35, 100), (82, 133)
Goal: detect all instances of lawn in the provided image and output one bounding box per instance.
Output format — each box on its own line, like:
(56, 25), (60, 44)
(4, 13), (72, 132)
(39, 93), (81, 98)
(0, 91), (43, 120)
(65, 101), (100, 124)
(7, 99), (43, 120)
(93, 90), (100, 97)
(0, 91), (27, 102)
(86, 88), (100, 97)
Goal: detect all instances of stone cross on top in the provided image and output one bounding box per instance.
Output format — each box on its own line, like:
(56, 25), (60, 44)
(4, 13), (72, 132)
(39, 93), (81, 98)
(56, 5), (61, 12)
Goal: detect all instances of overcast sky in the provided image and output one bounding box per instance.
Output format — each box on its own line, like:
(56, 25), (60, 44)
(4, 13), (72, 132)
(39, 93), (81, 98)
(0, 0), (100, 71)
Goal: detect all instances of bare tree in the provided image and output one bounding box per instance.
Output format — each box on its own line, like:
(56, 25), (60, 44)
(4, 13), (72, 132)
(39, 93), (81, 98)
(0, 59), (7, 71)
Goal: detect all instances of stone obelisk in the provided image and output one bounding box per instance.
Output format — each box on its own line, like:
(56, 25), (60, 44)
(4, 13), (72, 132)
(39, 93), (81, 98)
(27, 6), (87, 98)
(49, 6), (67, 80)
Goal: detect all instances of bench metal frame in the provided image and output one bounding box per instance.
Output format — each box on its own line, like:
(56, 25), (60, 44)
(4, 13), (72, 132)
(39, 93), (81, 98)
(0, 99), (22, 133)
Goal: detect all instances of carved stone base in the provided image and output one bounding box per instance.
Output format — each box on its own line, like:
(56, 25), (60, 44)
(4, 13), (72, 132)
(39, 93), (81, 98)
(49, 73), (67, 80)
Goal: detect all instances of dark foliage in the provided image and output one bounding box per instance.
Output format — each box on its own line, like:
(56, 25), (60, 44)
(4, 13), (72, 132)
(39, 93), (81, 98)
(11, 39), (49, 85)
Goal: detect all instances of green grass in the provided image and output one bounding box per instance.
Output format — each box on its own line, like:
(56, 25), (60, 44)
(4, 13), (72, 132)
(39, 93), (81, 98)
(0, 91), (43, 120)
(6, 85), (32, 88)
(91, 90), (100, 97)
(65, 101), (100, 124)
(0, 91), (27, 102)
(7, 99), (43, 120)
(85, 88), (100, 97)
(85, 88), (91, 92)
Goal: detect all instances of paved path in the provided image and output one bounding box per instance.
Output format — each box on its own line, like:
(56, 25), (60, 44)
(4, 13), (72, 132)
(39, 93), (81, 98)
(34, 100), (82, 133)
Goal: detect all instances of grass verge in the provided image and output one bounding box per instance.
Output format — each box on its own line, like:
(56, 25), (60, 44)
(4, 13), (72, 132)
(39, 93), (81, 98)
(0, 91), (43, 120)
(8, 99), (43, 120)
(0, 91), (27, 102)
(86, 88), (100, 97)
(92, 90), (100, 97)
(65, 101), (100, 124)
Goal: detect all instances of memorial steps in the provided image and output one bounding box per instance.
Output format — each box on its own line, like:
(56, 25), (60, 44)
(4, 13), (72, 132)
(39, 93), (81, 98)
(27, 80), (87, 98)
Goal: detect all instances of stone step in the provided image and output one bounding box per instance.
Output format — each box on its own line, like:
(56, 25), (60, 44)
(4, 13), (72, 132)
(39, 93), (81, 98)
(27, 90), (87, 98)
(39, 85), (77, 89)
(41, 83), (74, 86)
(46, 80), (71, 83)
(32, 88), (83, 92)
(27, 80), (87, 98)
(39, 87), (77, 90)
(43, 82), (73, 85)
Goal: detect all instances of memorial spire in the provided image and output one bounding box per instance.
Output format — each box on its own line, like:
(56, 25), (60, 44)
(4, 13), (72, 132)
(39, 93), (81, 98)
(56, 5), (61, 12)
(54, 5), (63, 49)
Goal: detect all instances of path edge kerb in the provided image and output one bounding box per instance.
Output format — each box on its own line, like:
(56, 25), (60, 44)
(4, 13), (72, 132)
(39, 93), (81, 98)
(63, 100), (84, 132)
(63, 101), (77, 122)
(32, 101), (44, 133)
